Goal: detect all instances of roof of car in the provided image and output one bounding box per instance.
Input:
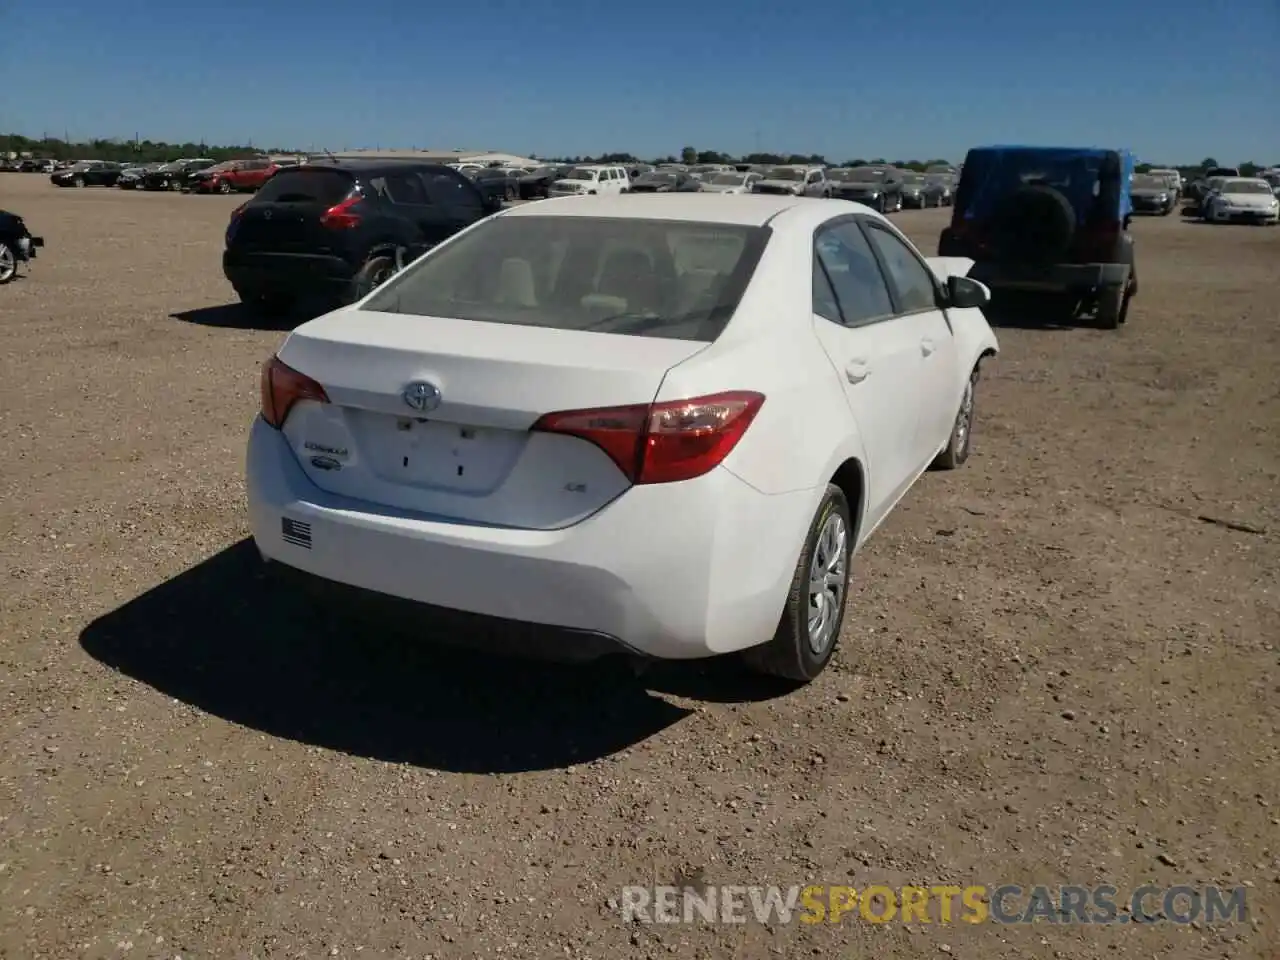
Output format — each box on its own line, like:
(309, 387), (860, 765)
(501, 193), (865, 227)
(504, 193), (800, 225)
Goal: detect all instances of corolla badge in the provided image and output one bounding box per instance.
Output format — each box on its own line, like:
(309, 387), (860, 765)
(402, 380), (442, 412)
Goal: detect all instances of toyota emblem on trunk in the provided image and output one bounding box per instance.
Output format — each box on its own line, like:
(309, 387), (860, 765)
(402, 381), (441, 412)
(262, 209), (272, 219)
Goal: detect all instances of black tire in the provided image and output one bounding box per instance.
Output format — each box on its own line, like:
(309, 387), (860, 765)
(218, 179), (233, 194)
(0, 240), (17, 284)
(875, 196), (886, 213)
(991, 185), (1076, 263)
(1094, 285), (1128, 329)
(743, 484), (853, 683)
(350, 254), (397, 302)
(932, 366), (979, 470)
(73, 176), (85, 188)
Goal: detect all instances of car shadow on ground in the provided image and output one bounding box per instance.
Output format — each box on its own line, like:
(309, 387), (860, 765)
(78, 539), (790, 772)
(170, 303), (298, 331)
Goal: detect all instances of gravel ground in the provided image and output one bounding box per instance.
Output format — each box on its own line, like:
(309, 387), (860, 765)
(1, 174), (1277, 960)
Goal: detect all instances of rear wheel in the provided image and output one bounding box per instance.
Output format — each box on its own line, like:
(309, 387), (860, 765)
(73, 176), (85, 188)
(743, 484), (852, 683)
(350, 254), (397, 302)
(218, 179), (233, 194)
(1094, 285), (1128, 329)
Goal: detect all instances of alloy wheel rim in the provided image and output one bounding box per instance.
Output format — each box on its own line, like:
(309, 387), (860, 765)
(954, 378), (975, 452)
(807, 512), (848, 656)
(0, 245), (14, 281)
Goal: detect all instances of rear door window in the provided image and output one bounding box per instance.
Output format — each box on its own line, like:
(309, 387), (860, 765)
(813, 222), (895, 326)
(369, 171), (430, 205)
(254, 169), (355, 205)
(420, 170), (484, 217)
(861, 221), (939, 314)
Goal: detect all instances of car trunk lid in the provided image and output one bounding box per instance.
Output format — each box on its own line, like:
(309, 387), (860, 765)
(274, 310), (708, 529)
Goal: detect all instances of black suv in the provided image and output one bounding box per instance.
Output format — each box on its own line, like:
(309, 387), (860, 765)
(938, 146), (1137, 329)
(223, 160), (500, 312)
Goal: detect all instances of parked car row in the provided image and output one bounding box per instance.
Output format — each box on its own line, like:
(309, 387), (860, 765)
(34, 156), (304, 193)
(510, 161), (958, 209)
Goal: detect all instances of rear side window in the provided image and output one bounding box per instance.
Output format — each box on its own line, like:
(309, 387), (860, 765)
(362, 216), (770, 342)
(367, 172), (429, 205)
(420, 170), (483, 213)
(254, 170), (354, 205)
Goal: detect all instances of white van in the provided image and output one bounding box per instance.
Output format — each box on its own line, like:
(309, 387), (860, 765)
(548, 165), (631, 197)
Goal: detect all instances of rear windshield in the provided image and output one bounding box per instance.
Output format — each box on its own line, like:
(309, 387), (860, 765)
(362, 216), (770, 342)
(254, 169), (354, 205)
(1132, 175), (1164, 189)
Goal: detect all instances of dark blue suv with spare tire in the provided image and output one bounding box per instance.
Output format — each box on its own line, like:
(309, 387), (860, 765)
(937, 146), (1137, 329)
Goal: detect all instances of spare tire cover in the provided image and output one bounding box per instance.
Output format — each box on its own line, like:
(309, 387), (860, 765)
(991, 185), (1077, 263)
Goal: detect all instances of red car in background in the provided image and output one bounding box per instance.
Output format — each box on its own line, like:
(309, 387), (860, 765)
(189, 157), (278, 194)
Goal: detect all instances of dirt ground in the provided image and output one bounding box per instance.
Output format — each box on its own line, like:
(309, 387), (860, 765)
(0, 173), (1276, 960)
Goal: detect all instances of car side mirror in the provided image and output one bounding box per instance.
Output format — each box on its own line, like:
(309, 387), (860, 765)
(946, 275), (990, 309)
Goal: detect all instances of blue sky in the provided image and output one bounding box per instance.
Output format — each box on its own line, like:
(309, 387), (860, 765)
(2, 0), (1276, 165)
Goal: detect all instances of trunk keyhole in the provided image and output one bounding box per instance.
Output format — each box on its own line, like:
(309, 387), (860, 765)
(456, 465), (464, 476)
(402, 456), (408, 467)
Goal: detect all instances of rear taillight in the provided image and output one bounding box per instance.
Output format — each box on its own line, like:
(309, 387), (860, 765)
(229, 202), (247, 222)
(320, 195), (361, 229)
(531, 391), (765, 485)
(260, 355), (329, 430)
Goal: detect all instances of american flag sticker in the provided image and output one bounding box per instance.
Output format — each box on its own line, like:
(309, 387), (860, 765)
(281, 517), (312, 549)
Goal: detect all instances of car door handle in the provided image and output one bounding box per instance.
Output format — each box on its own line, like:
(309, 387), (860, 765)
(920, 338), (936, 356)
(845, 360), (871, 384)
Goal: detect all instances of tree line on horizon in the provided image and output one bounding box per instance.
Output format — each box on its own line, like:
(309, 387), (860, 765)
(2, 134), (1271, 180)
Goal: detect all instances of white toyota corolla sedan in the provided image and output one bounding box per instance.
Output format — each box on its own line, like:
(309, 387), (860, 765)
(246, 194), (998, 682)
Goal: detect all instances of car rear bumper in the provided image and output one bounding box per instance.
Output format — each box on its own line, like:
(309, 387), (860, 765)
(245, 417), (813, 661)
(966, 260), (1130, 293)
(223, 250), (356, 296)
